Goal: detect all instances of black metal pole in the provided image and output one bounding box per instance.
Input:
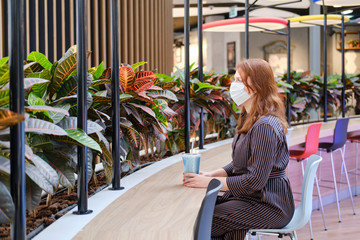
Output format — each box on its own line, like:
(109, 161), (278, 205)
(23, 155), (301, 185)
(198, 0), (204, 149)
(9, 0), (26, 239)
(110, 0), (123, 190)
(287, 21), (291, 126)
(74, 0), (92, 215)
(184, 0), (190, 153)
(323, 11), (327, 122)
(245, 0), (249, 59)
(341, 15), (345, 118)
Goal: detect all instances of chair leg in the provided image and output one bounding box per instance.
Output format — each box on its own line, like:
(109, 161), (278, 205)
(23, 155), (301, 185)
(290, 231), (298, 240)
(308, 217), (314, 240)
(301, 161), (314, 240)
(339, 146), (346, 199)
(330, 151), (342, 222)
(339, 148), (356, 215)
(318, 151), (322, 181)
(315, 175), (327, 230)
(356, 141), (359, 197)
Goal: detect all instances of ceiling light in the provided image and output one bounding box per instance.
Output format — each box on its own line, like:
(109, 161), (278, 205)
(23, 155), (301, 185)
(333, 5), (342, 7)
(341, 10), (353, 15)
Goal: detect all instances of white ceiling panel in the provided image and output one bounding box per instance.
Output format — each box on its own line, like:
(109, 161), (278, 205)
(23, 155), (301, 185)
(249, 8), (300, 18)
(313, 0), (360, 7)
(173, 7), (240, 18)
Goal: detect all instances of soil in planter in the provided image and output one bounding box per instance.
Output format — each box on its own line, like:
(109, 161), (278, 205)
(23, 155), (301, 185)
(0, 172), (109, 239)
(0, 135), (229, 239)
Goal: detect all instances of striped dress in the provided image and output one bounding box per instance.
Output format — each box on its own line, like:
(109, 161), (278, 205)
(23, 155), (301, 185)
(211, 115), (295, 240)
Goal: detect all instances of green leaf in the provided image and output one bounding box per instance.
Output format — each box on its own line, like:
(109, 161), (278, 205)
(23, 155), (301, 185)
(0, 64), (9, 86)
(25, 105), (70, 118)
(25, 117), (67, 135)
(25, 162), (54, 194)
(0, 90), (9, 107)
(102, 161), (112, 184)
(49, 52), (77, 97)
(27, 52), (52, 70)
(94, 61), (105, 80)
(30, 154), (59, 187)
(28, 92), (45, 106)
(31, 135), (53, 151)
(98, 140), (112, 165)
(150, 104), (168, 127)
(23, 62), (43, 76)
(95, 90), (107, 97)
(25, 177), (42, 212)
(65, 129), (102, 152)
(40, 152), (75, 188)
(277, 81), (294, 89)
(57, 73), (92, 98)
(175, 66), (185, 84)
(26, 69), (51, 80)
(194, 82), (226, 94)
(58, 117), (103, 134)
(146, 90), (178, 102)
(93, 95), (112, 103)
(0, 181), (14, 224)
(58, 45), (77, 65)
(58, 165), (75, 188)
(120, 93), (134, 103)
(156, 73), (175, 82)
(131, 61), (147, 71)
(48, 104), (71, 124)
(0, 57), (8, 67)
(31, 82), (50, 99)
(91, 79), (111, 87)
(2, 78), (49, 91)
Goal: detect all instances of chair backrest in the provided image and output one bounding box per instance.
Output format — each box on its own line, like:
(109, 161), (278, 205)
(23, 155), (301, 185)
(283, 155), (322, 231)
(286, 127), (294, 147)
(303, 122), (323, 157)
(331, 118), (350, 150)
(193, 179), (223, 240)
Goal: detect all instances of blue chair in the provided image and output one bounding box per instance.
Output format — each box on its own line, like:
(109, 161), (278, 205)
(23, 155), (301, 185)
(318, 118), (356, 223)
(247, 155), (323, 240)
(193, 178), (223, 240)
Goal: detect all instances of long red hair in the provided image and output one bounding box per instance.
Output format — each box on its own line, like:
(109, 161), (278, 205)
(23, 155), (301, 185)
(236, 58), (288, 134)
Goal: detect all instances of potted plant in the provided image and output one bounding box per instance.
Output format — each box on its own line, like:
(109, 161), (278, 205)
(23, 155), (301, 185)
(354, 40), (360, 48)
(348, 39), (355, 48)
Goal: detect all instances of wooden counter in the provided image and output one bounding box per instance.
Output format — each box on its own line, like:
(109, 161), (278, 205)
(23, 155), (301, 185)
(73, 118), (360, 240)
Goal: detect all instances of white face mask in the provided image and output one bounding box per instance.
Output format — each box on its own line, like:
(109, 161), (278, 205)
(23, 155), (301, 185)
(230, 81), (252, 106)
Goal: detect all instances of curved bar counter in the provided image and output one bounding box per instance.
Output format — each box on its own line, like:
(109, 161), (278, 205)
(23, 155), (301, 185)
(34, 118), (360, 240)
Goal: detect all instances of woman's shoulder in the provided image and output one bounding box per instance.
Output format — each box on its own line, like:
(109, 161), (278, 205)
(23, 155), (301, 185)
(251, 115), (283, 136)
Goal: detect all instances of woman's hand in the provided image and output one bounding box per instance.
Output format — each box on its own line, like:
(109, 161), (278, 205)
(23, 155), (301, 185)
(183, 173), (212, 188)
(199, 171), (212, 177)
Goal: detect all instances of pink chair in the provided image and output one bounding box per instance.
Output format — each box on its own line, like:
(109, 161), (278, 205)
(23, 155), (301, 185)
(347, 135), (360, 196)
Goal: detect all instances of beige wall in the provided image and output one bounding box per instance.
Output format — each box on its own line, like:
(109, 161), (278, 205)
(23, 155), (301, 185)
(328, 26), (360, 75)
(202, 26), (309, 74)
(240, 27), (309, 73)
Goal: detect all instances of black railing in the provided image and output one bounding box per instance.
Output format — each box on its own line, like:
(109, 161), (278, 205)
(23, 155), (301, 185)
(111, 0), (123, 191)
(198, 0), (204, 149)
(9, 0), (26, 238)
(184, 0), (191, 153)
(73, 0), (92, 215)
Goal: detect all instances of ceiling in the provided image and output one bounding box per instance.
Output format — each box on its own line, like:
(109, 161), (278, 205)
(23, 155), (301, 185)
(173, 0), (360, 32)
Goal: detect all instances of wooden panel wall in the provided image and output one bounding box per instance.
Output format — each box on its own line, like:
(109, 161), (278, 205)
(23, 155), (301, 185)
(0, 0), (173, 74)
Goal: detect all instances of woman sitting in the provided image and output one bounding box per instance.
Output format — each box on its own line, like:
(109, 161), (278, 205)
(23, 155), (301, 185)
(184, 58), (295, 240)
